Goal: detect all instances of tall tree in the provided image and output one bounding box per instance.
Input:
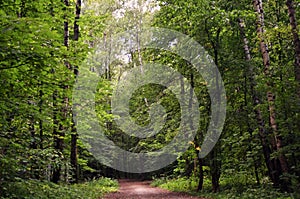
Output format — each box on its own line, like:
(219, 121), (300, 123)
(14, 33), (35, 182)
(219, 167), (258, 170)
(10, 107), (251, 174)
(70, 0), (82, 183)
(52, 0), (71, 183)
(286, 0), (300, 98)
(238, 18), (261, 185)
(253, 0), (289, 187)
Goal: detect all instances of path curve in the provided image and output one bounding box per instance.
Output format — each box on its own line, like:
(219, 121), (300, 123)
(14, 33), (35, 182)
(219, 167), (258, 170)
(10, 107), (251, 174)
(103, 179), (206, 199)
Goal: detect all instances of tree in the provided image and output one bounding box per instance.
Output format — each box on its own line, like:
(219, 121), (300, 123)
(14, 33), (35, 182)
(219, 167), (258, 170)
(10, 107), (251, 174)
(253, 0), (289, 188)
(286, 0), (300, 98)
(70, 0), (82, 183)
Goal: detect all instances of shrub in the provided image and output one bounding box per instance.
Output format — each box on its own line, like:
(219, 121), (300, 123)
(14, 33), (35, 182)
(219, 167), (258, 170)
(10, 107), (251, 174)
(1, 177), (118, 199)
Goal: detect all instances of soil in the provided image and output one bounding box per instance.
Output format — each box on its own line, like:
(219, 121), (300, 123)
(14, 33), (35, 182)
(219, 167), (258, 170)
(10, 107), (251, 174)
(102, 179), (206, 199)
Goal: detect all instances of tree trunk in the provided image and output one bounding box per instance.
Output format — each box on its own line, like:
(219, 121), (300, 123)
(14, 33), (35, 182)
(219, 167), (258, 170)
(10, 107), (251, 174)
(63, 0), (69, 49)
(52, 90), (61, 183)
(52, 0), (70, 183)
(253, 0), (289, 188)
(207, 25), (222, 193)
(286, 0), (300, 98)
(70, 123), (78, 182)
(286, 2), (300, 164)
(70, 0), (81, 183)
(74, 0), (81, 41)
(196, 157), (204, 191)
(210, 147), (220, 192)
(238, 17), (264, 185)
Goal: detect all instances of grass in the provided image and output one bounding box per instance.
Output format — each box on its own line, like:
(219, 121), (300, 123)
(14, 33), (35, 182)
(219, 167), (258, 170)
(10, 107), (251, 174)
(1, 177), (118, 199)
(151, 176), (295, 199)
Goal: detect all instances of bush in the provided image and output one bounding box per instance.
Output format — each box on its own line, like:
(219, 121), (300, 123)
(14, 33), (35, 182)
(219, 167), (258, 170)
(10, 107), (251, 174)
(1, 177), (118, 199)
(151, 176), (294, 199)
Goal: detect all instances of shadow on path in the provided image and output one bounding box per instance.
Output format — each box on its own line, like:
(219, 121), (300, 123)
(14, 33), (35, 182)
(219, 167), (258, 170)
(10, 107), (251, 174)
(103, 179), (207, 199)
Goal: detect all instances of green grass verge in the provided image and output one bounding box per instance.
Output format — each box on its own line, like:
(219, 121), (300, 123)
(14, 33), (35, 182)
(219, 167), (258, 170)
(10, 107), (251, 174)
(1, 177), (118, 199)
(151, 177), (295, 199)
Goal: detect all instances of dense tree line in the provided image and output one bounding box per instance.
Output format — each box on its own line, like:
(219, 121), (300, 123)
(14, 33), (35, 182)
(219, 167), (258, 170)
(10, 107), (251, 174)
(150, 0), (300, 193)
(1, 0), (299, 197)
(0, 0), (96, 186)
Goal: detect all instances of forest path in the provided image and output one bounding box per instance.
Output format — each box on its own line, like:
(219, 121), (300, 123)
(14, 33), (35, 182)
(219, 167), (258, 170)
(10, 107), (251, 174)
(102, 179), (206, 199)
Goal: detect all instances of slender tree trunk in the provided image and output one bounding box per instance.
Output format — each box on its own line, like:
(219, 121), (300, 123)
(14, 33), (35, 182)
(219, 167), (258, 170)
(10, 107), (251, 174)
(253, 0), (289, 187)
(186, 73), (195, 177)
(196, 154), (204, 191)
(286, 0), (300, 98)
(206, 24), (222, 192)
(210, 73), (221, 192)
(242, 73), (260, 185)
(286, 2), (300, 167)
(63, 0), (69, 49)
(70, 0), (81, 183)
(238, 17), (264, 185)
(74, 0), (81, 41)
(52, 90), (61, 183)
(210, 147), (220, 192)
(52, 0), (70, 183)
(50, 0), (59, 183)
(70, 122), (78, 182)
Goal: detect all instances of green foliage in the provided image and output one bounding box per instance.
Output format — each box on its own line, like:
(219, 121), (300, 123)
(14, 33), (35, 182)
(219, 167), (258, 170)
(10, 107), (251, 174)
(1, 0), (300, 196)
(0, 177), (118, 199)
(152, 177), (293, 199)
(0, 0), (106, 188)
(151, 0), (300, 193)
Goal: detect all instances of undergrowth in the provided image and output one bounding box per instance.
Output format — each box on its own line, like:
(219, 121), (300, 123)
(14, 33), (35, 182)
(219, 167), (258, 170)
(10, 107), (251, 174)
(151, 176), (295, 199)
(0, 177), (118, 199)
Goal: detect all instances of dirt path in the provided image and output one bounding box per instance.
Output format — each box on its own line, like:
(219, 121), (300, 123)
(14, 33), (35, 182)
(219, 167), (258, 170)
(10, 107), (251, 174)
(103, 179), (206, 199)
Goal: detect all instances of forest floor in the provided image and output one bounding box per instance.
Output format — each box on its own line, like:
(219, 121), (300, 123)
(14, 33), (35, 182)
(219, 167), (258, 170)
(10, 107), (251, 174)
(102, 179), (207, 199)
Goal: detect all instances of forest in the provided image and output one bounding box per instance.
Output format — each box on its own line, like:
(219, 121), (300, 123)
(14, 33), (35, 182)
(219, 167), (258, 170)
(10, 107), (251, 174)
(0, 0), (299, 198)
